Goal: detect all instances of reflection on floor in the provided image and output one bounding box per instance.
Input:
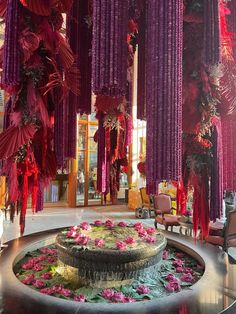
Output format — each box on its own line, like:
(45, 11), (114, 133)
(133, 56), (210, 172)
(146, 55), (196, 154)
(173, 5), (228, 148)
(2, 204), (236, 261)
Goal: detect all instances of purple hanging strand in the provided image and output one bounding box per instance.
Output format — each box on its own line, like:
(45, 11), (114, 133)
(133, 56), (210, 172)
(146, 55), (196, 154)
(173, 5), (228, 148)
(2, 0), (21, 87)
(146, 0), (183, 194)
(203, 0), (221, 65)
(97, 114), (107, 193)
(92, 0), (129, 96)
(137, 1), (147, 120)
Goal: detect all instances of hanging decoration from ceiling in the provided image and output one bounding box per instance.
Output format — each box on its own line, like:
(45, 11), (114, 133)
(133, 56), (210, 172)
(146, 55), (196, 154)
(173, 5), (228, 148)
(145, 0), (183, 194)
(0, 0), (78, 234)
(92, 0), (133, 203)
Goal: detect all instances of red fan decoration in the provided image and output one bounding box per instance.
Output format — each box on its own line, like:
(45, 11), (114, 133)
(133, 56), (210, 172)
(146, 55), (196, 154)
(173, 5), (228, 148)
(0, 124), (35, 159)
(19, 0), (52, 16)
(0, 0), (6, 17)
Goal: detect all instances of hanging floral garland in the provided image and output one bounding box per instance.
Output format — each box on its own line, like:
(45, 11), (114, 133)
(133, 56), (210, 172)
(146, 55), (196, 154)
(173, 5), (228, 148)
(0, 0), (78, 233)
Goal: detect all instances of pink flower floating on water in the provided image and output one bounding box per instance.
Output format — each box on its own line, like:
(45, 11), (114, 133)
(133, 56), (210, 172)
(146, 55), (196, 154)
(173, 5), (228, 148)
(66, 230), (77, 238)
(60, 288), (72, 297)
(165, 281), (181, 292)
(113, 292), (125, 303)
(95, 238), (105, 247)
(74, 294), (86, 302)
(80, 222), (92, 231)
(116, 241), (127, 250)
(165, 274), (177, 282)
(136, 285), (151, 295)
(145, 235), (156, 243)
(138, 229), (147, 238)
(176, 267), (184, 273)
(117, 221), (127, 227)
(172, 259), (184, 268)
(52, 284), (64, 293)
(47, 256), (56, 263)
(184, 267), (193, 274)
(175, 252), (185, 259)
(70, 225), (79, 232)
(124, 296), (135, 303)
(41, 272), (53, 280)
(180, 273), (194, 283)
(32, 263), (44, 271)
(146, 227), (156, 235)
(39, 247), (58, 255)
(94, 220), (103, 226)
(101, 288), (115, 300)
(33, 279), (45, 289)
(21, 274), (35, 285)
(162, 250), (169, 260)
(134, 222), (144, 231)
(40, 287), (54, 295)
(22, 262), (34, 270)
(125, 236), (136, 245)
(75, 235), (90, 246)
(105, 219), (115, 228)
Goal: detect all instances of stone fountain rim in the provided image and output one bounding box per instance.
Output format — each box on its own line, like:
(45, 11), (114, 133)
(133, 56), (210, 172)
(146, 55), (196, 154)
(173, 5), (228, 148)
(0, 227), (235, 314)
(56, 232), (167, 263)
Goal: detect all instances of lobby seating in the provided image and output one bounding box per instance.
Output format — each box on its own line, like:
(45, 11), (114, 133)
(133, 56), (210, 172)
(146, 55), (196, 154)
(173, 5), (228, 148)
(205, 211), (236, 252)
(154, 193), (180, 231)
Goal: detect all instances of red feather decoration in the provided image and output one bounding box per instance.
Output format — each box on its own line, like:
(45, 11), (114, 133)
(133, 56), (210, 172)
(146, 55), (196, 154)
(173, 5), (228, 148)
(0, 124), (35, 159)
(0, 0), (6, 17)
(19, 0), (52, 16)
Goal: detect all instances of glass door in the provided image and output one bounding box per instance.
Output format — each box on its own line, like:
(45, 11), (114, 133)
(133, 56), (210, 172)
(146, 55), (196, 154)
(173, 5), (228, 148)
(76, 114), (101, 206)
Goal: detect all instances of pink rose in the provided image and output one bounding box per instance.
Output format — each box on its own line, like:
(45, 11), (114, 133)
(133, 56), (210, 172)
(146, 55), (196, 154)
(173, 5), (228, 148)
(172, 259), (184, 268)
(41, 272), (52, 280)
(134, 222), (143, 231)
(40, 287), (54, 295)
(33, 256), (46, 262)
(146, 227), (156, 235)
(124, 296), (135, 303)
(105, 219), (115, 228)
(70, 225), (79, 232)
(52, 284), (64, 293)
(180, 273), (194, 282)
(33, 280), (45, 289)
(80, 222), (92, 231)
(165, 281), (181, 292)
(60, 288), (72, 297)
(176, 267), (184, 273)
(39, 247), (57, 255)
(66, 230), (77, 238)
(112, 292), (125, 303)
(116, 241), (127, 250)
(75, 235), (90, 245)
(33, 263), (44, 271)
(138, 229), (147, 238)
(74, 294), (86, 302)
(22, 262), (34, 270)
(145, 236), (156, 243)
(47, 256), (56, 263)
(95, 238), (105, 247)
(175, 252), (185, 258)
(21, 274), (35, 285)
(184, 267), (193, 274)
(162, 250), (169, 260)
(136, 285), (151, 295)
(165, 274), (176, 281)
(125, 236), (136, 245)
(117, 221), (127, 227)
(101, 288), (115, 299)
(94, 220), (103, 226)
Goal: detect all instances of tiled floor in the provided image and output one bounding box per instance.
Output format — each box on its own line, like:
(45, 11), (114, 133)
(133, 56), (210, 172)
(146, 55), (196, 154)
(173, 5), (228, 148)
(2, 205), (236, 260)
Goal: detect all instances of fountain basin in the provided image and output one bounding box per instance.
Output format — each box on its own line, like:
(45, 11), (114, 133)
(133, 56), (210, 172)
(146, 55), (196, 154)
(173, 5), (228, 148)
(56, 224), (166, 287)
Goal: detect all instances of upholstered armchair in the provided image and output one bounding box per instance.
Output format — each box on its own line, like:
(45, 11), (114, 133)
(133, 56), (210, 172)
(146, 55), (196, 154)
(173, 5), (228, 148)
(154, 193), (180, 231)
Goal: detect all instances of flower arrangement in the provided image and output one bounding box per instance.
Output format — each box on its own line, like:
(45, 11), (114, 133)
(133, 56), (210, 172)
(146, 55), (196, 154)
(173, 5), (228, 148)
(61, 221), (159, 251)
(15, 244), (204, 303)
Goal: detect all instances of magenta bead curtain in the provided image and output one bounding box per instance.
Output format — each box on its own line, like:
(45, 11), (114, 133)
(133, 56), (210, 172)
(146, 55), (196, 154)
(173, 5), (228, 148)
(137, 1), (147, 120)
(92, 0), (129, 96)
(67, 0), (92, 114)
(222, 112), (236, 190)
(146, 0), (183, 193)
(2, 0), (21, 87)
(203, 0), (221, 65)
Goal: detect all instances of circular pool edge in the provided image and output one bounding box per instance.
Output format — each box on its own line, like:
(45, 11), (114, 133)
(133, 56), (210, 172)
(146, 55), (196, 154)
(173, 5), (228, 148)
(0, 228), (235, 314)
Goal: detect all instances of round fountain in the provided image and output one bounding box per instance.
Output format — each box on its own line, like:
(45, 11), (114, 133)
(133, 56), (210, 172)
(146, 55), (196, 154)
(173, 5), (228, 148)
(56, 221), (166, 287)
